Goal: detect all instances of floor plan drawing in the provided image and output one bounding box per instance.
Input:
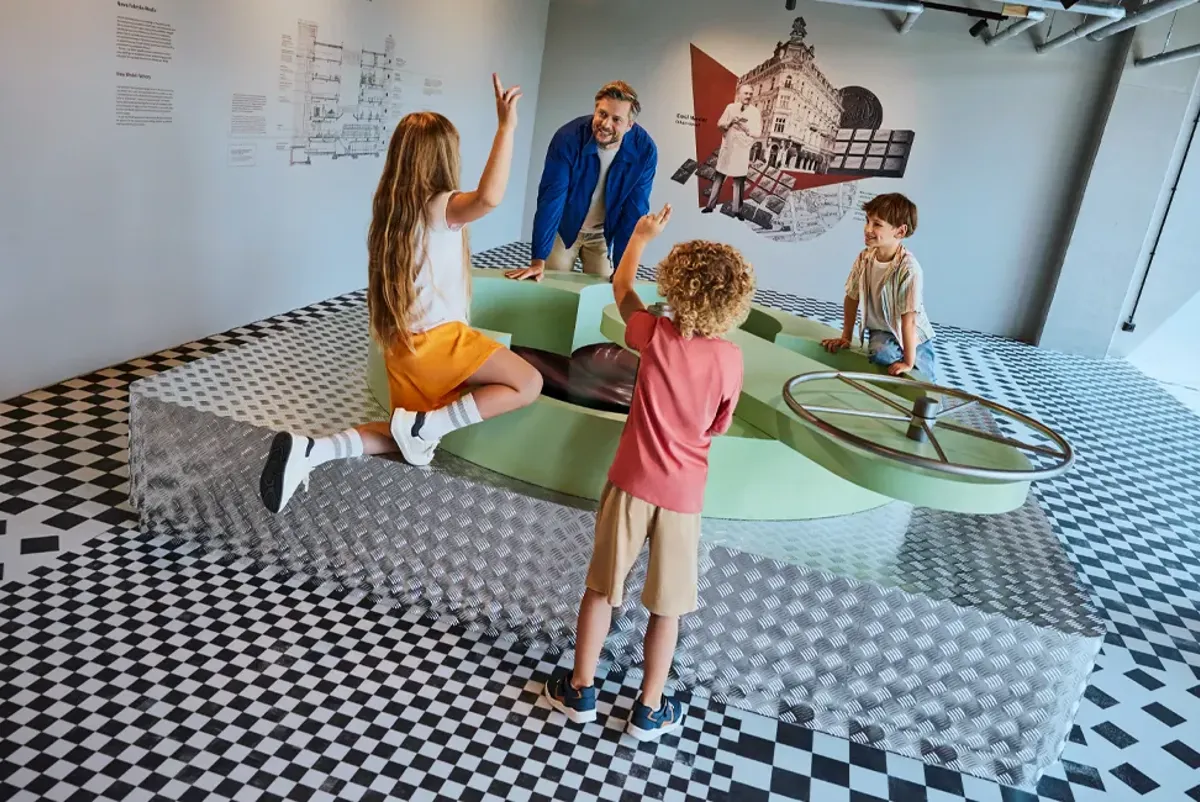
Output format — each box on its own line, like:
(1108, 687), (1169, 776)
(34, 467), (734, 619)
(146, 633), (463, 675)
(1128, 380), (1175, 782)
(285, 20), (400, 166)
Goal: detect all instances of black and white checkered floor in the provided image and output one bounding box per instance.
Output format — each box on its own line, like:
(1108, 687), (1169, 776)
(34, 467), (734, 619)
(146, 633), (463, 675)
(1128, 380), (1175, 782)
(2, 242), (1199, 802)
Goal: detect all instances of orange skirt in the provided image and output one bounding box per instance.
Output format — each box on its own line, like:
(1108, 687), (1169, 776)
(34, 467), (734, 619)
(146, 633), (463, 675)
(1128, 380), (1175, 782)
(384, 322), (503, 413)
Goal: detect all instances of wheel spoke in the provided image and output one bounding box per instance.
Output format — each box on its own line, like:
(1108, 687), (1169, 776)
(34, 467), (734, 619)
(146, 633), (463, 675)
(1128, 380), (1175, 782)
(921, 422), (949, 462)
(937, 420), (1068, 459)
(800, 405), (910, 422)
(836, 375), (912, 416)
(782, 371), (1076, 482)
(830, 375), (947, 460)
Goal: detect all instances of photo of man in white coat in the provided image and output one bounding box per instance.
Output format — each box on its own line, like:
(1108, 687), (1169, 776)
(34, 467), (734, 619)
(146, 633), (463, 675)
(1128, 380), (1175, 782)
(702, 84), (762, 220)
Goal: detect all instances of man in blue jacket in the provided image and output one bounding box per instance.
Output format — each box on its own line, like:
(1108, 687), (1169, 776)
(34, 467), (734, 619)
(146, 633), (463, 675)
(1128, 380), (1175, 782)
(505, 81), (658, 282)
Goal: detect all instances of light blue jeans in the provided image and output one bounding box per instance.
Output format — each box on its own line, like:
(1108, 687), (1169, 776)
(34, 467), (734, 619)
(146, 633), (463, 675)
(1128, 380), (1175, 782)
(867, 330), (938, 384)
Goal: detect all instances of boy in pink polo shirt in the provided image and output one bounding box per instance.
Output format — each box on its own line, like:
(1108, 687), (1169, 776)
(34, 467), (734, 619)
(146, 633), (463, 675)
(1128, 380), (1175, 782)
(542, 203), (754, 741)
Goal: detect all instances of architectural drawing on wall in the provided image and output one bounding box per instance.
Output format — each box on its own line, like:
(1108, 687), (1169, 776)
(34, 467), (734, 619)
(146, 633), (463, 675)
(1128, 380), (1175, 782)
(283, 20), (442, 167)
(286, 21), (395, 165)
(677, 17), (917, 242)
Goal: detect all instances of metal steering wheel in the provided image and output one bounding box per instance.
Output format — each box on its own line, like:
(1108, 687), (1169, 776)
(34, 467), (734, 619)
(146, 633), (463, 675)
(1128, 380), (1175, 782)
(781, 371), (1075, 482)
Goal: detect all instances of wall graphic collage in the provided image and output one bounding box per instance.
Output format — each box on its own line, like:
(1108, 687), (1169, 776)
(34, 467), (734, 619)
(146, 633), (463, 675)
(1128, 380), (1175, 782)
(673, 17), (916, 242)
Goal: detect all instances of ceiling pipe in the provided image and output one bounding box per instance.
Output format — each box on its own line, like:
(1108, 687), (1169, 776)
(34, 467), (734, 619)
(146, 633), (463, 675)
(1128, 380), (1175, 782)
(1002, 0), (1125, 18)
(1012, 0), (1127, 52)
(925, 0), (1007, 18)
(810, 0), (925, 32)
(1135, 41), (1200, 65)
(983, 8), (1048, 45)
(813, 0), (1060, 34)
(810, 0), (924, 12)
(899, 10), (923, 31)
(1036, 13), (1125, 51)
(813, 0), (1126, 43)
(1087, 0), (1200, 41)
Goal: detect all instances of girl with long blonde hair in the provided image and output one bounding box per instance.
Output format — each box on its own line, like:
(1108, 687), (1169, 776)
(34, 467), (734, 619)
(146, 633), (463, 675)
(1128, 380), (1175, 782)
(259, 73), (542, 513)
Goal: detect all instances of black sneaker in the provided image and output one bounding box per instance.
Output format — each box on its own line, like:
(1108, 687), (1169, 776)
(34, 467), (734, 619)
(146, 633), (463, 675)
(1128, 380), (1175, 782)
(259, 432), (314, 513)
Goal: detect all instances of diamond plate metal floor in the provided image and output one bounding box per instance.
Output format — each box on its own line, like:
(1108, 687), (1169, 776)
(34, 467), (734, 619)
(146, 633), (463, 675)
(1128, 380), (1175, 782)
(126, 301), (1104, 790)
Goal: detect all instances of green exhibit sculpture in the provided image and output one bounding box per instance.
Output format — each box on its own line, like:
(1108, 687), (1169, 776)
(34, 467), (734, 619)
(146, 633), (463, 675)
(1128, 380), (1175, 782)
(126, 263), (1094, 794)
(366, 270), (1073, 520)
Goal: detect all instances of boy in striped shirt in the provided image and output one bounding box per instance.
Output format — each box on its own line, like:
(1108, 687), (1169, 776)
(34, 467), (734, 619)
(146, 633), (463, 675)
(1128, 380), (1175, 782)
(822, 193), (938, 383)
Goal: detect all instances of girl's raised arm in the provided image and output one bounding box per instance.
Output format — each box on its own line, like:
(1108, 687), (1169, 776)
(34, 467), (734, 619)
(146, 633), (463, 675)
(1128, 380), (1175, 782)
(446, 73), (522, 228)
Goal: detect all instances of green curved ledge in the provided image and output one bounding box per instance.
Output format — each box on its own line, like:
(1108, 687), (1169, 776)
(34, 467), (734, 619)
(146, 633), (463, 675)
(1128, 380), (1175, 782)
(603, 305), (1031, 514)
(742, 306), (934, 399)
(367, 269), (1031, 518)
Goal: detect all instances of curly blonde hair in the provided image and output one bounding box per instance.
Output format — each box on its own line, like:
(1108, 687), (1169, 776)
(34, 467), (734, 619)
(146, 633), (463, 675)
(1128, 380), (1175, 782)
(656, 241), (755, 339)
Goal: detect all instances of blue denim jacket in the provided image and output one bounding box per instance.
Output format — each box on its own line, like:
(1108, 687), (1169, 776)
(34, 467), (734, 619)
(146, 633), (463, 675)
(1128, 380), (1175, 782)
(531, 115), (658, 269)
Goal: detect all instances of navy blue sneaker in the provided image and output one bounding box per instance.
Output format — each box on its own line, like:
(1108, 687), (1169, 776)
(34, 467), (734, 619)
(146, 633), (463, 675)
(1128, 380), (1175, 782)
(542, 670), (597, 724)
(626, 695), (686, 741)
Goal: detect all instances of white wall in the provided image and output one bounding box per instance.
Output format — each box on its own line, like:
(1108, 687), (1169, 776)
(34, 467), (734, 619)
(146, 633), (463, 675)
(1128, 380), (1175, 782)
(1040, 11), (1200, 359)
(1124, 289), (1200, 414)
(0, 0), (550, 401)
(1110, 71), (1200, 358)
(523, 0), (1122, 341)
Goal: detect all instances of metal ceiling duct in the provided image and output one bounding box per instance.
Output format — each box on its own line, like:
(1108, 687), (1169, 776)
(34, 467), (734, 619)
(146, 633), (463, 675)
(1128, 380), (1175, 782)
(809, 0), (1127, 42)
(1036, 13), (1123, 51)
(984, 8), (1049, 45)
(806, 0), (1200, 53)
(1135, 41), (1200, 65)
(1011, 0), (1125, 18)
(1087, 0), (1200, 41)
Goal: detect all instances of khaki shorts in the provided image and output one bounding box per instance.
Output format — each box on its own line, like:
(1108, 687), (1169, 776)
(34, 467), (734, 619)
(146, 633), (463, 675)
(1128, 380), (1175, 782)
(585, 482), (702, 617)
(546, 232), (612, 277)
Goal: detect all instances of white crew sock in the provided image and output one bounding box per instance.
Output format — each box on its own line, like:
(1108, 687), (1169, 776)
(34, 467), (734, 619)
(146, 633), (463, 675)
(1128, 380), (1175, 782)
(306, 428), (364, 466)
(416, 394), (483, 442)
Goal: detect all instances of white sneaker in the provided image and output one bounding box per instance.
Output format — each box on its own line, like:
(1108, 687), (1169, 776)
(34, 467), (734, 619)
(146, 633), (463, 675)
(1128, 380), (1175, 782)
(259, 432), (313, 513)
(389, 408), (438, 467)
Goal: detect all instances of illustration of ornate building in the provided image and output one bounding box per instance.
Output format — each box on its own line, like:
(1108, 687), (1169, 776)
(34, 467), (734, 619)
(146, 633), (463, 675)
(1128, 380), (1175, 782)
(739, 17), (843, 173)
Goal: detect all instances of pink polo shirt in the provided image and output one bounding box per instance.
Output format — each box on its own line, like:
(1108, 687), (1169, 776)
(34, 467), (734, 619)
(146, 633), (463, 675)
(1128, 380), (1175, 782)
(607, 310), (744, 514)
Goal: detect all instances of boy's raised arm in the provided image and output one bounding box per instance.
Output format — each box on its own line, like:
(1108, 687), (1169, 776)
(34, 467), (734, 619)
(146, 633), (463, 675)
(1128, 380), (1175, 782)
(613, 203), (672, 323)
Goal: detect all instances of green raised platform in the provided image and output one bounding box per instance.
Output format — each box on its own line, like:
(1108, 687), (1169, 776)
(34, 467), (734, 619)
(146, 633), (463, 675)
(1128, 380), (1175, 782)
(366, 270), (1032, 519)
